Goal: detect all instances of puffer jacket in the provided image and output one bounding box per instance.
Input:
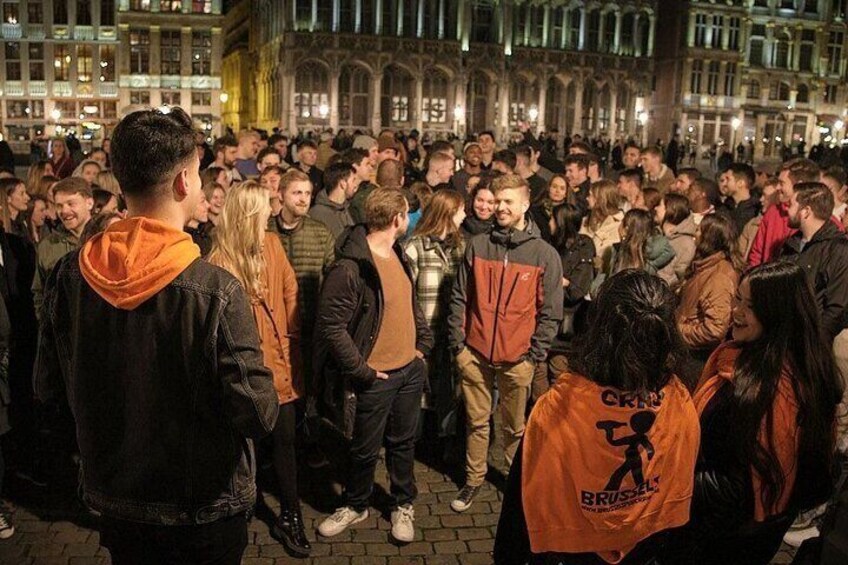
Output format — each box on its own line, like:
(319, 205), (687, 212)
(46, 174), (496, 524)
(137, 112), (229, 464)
(779, 221), (848, 341)
(447, 218), (563, 364)
(32, 226), (79, 319)
(676, 252), (738, 352)
(580, 211), (623, 271)
(312, 225), (433, 439)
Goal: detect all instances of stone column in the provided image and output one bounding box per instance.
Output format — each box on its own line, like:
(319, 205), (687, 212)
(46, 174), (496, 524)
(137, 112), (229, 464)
(537, 79), (547, 132)
(579, 8), (587, 51)
(289, 72), (299, 133)
(573, 78), (584, 135)
(634, 13), (642, 57)
(414, 73), (424, 132)
(609, 86), (618, 140)
(543, 5), (551, 47)
(329, 68), (340, 131)
(721, 16), (730, 50)
(598, 11), (606, 52)
(498, 74), (510, 140)
(648, 15), (656, 57)
(614, 11), (622, 54)
(687, 12), (696, 47)
(371, 72), (382, 133)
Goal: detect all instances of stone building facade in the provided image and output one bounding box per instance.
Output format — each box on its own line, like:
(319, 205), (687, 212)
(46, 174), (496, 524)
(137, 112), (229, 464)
(223, 0), (659, 142)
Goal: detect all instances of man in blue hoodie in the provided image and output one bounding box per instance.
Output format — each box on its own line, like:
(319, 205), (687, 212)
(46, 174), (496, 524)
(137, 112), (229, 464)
(34, 107), (278, 564)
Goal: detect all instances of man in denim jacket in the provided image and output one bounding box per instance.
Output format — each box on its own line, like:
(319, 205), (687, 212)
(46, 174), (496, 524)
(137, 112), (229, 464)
(34, 107), (278, 564)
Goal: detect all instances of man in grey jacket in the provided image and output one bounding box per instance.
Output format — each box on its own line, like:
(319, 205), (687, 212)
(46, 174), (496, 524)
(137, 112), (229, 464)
(309, 161), (361, 239)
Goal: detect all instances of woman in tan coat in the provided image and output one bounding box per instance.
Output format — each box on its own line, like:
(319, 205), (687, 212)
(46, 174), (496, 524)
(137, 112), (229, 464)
(208, 181), (309, 557)
(676, 213), (739, 379)
(580, 179), (624, 271)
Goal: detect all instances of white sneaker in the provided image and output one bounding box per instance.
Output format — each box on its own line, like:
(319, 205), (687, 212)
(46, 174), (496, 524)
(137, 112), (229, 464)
(390, 504), (415, 543)
(317, 507), (369, 538)
(783, 525), (819, 548)
(0, 513), (14, 539)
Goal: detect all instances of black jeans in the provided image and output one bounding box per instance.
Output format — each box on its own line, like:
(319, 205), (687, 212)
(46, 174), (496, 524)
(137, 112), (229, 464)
(345, 358), (425, 512)
(271, 401), (298, 508)
(100, 513), (248, 565)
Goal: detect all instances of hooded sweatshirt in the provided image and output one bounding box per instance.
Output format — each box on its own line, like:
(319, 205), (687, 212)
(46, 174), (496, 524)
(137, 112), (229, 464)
(309, 190), (353, 239)
(522, 372), (699, 563)
(79, 217), (200, 310)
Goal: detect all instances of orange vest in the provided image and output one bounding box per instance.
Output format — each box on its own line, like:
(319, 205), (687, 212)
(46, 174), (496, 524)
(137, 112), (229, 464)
(522, 373), (700, 563)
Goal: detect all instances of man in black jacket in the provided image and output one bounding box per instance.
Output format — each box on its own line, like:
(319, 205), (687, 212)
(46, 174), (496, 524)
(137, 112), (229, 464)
(34, 107), (278, 564)
(781, 182), (848, 454)
(314, 188), (433, 544)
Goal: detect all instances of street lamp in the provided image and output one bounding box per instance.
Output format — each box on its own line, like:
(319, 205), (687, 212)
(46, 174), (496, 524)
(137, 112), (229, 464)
(50, 108), (61, 121)
(453, 105), (464, 121)
(219, 92), (229, 104)
(318, 103), (329, 119)
(731, 117), (741, 160)
(528, 106), (539, 123)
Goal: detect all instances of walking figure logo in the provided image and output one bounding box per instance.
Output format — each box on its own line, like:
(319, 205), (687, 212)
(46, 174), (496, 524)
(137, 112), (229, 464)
(596, 411), (656, 491)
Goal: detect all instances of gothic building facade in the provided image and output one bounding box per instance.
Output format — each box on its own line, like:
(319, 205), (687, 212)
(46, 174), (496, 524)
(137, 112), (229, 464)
(655, 0), (848, 160)
(222, 0), (659, 141)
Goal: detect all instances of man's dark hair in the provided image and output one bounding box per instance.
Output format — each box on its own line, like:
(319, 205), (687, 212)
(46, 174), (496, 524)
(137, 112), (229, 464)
(677, 167), (701, 182)
(569, 141), (593, 154)
(564, 154), (589, 170)
(584, 152), (601, 165)
(429, 140), (453, 155)
(795, 182), (835, 221)
(478, 130), (495, 141)
(824, 165), (847, 188)
(727, 162), (755, 189)
(256, 147), (279, 163)
(513, 144), (533, 163)
(619, 168), (644, 189)
(340, 147), (369, 166)
(299, 139), (318, 151)
(111, 107), (196, 197)
(781, 157), (821, 186)
(692, 177), (721, 207)
(268, 133), (288, 146)
(492, 149), (516, 170)
(324, 162), (355, 192)
(212, 134), (237, 156)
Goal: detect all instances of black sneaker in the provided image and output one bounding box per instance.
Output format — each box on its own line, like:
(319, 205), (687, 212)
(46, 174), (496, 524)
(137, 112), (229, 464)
(450, 485), (481, 513)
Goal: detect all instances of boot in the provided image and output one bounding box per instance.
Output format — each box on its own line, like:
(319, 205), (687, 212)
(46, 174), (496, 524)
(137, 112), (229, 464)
(273, 505), (312, 557)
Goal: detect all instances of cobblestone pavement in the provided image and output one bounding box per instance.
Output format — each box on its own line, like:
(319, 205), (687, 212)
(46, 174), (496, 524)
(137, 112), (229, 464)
(0, 445), (799, 565)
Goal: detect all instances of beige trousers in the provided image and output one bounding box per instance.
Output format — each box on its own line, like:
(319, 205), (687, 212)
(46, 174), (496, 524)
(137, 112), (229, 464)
(456, 347), (535, 487)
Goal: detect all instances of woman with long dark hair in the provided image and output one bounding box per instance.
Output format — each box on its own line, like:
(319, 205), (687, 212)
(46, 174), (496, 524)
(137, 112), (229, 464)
(601, 209), (674, 281)
(666, 261), (843, 564)
(655, 192), (696, 288)
(496, 271), (699, 564)
(460, 182), (496, 239)
(535, 204), (595, 401)
(676, 213), (738, 374)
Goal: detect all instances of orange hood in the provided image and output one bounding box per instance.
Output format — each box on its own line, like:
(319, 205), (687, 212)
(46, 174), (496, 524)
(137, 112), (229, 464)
(79, 217), (200, 310)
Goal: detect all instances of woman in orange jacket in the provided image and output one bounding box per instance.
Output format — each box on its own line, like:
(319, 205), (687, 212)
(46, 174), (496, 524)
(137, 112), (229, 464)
(495, 270), (700, 564)
(208, 181), (309, 557)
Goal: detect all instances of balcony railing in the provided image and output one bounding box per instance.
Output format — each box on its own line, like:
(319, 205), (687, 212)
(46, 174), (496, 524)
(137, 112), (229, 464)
(3, 82), (24, 96)
(53, 81), (73, 97)
(29, 81), (48, 97)
(100, 83), (118, 97)
(27, 24), (45, 39)
(75, 25), (95, 41)
(1, 22), (22, 39)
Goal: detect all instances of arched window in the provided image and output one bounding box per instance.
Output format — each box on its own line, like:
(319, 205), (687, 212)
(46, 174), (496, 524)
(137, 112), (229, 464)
(747, 80), (760, 99)
(422, 69), (449, 124)
(586, 9), (601, 51)
(295, 62), (329, 122)
(510, 77), (538, 126)
(545, 77), (564, 130)
(466, 71), (489, 133)
(620, 12), (635, 56)
(381, 64), (414, 126)
(582, 81), (597, 131)
(339, 64), (371, 128)
(567, 8), (581, 50)
(604, 11), (617, 52)
(797, 83), (810, 103)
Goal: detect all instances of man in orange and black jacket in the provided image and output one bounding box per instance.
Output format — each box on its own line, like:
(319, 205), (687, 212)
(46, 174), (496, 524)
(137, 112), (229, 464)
(447, 173), (563, 513)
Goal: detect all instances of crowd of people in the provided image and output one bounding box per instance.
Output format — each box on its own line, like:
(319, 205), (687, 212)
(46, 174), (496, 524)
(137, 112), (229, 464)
(0, 110), (847, 565)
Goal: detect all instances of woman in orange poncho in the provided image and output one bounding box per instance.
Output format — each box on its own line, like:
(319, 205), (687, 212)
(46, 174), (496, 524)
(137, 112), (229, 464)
(495, 270), (700, 564)
(665, 261), (843, 564)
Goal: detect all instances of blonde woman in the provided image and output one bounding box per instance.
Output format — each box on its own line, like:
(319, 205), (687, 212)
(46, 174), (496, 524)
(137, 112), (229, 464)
(0, 178), (31, 240)
(206, 181), (310, 557)
(203, 181), (226, 227)
(580, 179), (624, 270)
(25, 160), (54, 193)
(94, 170), (121, 195)
(71, 159), (102, 187)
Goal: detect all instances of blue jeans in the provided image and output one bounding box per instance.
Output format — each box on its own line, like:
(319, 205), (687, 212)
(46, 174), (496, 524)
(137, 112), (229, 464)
(345, 358), (425, 511)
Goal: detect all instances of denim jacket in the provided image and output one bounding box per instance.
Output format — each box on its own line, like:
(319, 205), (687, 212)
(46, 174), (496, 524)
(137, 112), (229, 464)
(34, 252), (279, 525)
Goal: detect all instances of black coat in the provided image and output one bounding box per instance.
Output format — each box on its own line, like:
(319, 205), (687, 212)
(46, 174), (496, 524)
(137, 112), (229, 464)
(779, 221), (848, 341)
(312, 224), (434, 439)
